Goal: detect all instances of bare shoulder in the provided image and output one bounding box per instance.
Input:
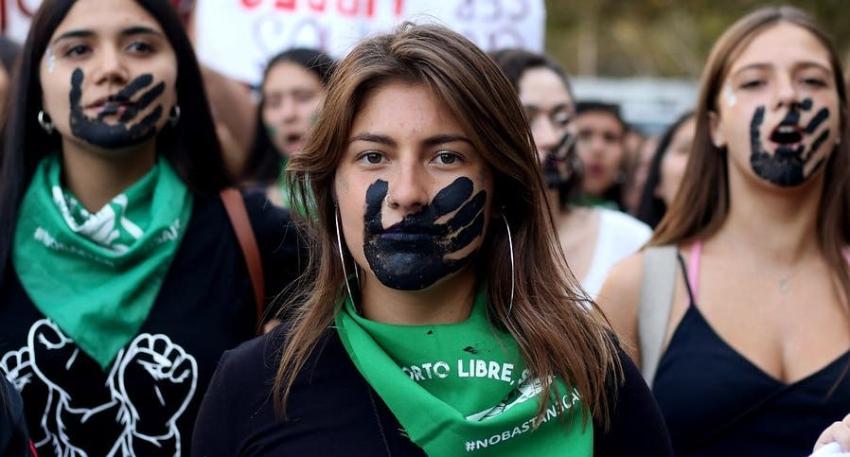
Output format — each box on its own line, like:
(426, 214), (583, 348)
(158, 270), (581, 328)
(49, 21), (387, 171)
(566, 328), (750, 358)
(596, 252), (645, 364)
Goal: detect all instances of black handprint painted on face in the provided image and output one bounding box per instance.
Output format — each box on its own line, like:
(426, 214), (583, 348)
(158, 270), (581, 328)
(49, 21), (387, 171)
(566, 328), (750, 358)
(69, 69), (166, 149)
(750, 97), (832, 187)
(363, 177), (487, 290)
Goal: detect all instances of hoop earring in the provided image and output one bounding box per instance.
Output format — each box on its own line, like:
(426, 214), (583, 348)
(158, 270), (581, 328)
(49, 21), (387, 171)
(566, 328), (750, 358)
(334, 207), (356, 307)
(37, 110), (54, 134)
(502, 213), (515, 315)
(168, 105), (181, 127)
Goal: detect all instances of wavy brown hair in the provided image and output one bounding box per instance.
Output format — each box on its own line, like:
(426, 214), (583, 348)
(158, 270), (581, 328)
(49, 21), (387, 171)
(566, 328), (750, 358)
(276, 23), (621, 425)
(652, 6), (850, 302)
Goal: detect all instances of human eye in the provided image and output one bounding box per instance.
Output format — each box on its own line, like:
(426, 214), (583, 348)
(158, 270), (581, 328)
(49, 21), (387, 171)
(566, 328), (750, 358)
(126, 40), (155, 55)
(552, 109), (572, 127)
(293, 90), (317, 103)
(431, 150), (465, 166)
(356, 151), (386, 165)
(800, 76), (828, 88)
(62, 43), (91, 58)
(738, 79), (765, 90)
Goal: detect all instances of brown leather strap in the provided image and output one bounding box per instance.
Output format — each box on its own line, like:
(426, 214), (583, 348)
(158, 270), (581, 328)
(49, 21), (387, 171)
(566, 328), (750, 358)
(220, 188), (265, 326)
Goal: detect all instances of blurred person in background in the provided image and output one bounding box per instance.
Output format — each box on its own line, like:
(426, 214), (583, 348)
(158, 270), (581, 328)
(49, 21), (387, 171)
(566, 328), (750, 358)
(599, 6), (850, 456)
(241, 48), (334, 208)
(493, 48), (650, 298)
(0, 0), (301, 455)
(573, 101), (628, 210)
(623, 128), (658, 217)
(636, 112), (696, 228)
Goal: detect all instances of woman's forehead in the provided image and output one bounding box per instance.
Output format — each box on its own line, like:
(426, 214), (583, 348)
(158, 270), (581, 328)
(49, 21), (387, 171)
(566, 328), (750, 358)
(727, 23), (833, 78)
(51, 0), (163, 41)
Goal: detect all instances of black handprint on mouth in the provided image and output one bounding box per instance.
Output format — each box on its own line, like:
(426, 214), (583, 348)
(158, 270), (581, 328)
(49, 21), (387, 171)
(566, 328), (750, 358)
(750, 98), (832, 187)
(69, 69), (165, 149)
(363, 177), (487, 290)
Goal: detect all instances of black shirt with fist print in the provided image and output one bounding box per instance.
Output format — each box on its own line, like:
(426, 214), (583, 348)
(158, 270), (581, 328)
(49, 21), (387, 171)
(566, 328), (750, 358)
(0, 191), (301, 457)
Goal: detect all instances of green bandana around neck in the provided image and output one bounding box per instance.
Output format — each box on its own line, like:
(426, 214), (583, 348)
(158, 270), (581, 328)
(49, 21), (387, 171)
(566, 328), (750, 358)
(13, 153), (193, 369)
(334, 291), (593, 456)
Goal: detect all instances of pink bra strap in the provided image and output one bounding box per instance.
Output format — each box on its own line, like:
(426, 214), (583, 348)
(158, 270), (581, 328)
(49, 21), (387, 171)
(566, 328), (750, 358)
(687, 241), (703, 304)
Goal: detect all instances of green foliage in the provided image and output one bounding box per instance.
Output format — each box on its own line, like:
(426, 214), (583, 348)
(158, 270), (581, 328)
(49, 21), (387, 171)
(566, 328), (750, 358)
(545, 0), (850, 77)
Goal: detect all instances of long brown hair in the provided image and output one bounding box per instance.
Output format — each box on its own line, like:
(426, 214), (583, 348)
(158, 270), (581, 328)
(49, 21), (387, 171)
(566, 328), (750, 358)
(277, 23), (621, 425)
(652, 6), (850, 301)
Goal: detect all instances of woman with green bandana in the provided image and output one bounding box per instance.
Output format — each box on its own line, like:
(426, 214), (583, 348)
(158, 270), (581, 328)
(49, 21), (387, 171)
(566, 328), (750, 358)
(241, 48), (335, 210)
(193, 23), (672, 456)
(0, 1), (301, 456)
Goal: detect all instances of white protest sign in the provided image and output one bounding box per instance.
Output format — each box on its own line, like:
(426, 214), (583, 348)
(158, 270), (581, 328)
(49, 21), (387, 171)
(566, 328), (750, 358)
(195, 0), (545, 84)
(1, 0), (41, 42)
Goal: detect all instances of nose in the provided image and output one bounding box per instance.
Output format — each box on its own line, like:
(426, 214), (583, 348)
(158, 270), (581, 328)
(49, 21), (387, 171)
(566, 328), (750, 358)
(92, 45), (129, 87)
(386, 162), (429, 214)
(533, 118), (560, 156)
(281, 97), (298, 123)
(774, 73), (799, 109)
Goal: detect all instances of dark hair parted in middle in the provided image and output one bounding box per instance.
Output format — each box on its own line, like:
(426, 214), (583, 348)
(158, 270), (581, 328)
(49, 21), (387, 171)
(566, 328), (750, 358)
(0, 0), (229, 277)
(280, 23), (621, 424)
(491, 48), (584, 210)
(637, 111), (695, 227)
(243, 48), (335, 184)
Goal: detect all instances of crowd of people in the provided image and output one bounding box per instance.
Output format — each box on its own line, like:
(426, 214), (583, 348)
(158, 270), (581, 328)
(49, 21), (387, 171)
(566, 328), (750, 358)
(1, 1), (849, 456)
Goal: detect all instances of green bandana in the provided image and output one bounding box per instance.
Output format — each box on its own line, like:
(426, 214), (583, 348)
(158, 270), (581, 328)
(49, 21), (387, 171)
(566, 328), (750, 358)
(335, 292), (593, 456)
(13, 153), (193, 369)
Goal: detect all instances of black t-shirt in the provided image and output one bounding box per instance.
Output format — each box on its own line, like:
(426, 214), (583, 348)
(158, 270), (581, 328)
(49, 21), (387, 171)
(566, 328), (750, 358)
(192, 325), (674, 456)
(0, 190), (302, 457)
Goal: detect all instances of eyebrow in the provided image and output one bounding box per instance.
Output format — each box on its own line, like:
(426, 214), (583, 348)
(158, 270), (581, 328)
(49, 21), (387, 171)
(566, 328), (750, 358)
(349, 132), (472, 148)
(524, 103), (573, 112)
(51, 26), (164, 45)
(731, 61), (832, 76)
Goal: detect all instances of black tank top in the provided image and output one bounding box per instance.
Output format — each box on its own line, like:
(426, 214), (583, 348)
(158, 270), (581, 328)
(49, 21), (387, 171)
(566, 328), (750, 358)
(652, 254), (850, 457)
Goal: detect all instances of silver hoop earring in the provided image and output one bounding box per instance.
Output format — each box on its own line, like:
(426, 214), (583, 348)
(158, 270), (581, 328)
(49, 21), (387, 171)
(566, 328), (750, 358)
(334, 207), (356, 307)
(502, 213), (515, 315)
(168, 105), (181, 127)
(37, 110), (54, 134)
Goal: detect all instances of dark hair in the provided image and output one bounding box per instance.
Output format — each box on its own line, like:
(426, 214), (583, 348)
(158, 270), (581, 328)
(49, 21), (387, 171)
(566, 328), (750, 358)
(490, 48), (583, 211)
(490, 48), (574, 99)
(637, 111), (694, 227)
(242, 48), (335, 184)
(575, 100), (625, 131)
(0, 0), (230, 277)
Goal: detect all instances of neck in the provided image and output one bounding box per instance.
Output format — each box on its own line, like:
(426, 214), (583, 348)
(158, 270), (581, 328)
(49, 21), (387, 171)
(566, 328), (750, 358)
(712, 167), (824, 264)
(60, 138), (157, 212)
(359, 267), (477, 325)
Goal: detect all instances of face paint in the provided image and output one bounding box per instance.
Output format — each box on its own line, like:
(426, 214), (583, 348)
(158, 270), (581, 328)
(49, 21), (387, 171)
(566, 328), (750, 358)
(749, 97), (831, 187)
(542, 132), (573, 189)
(68, 69), (166, 149)
(362, 177), (487, 290)
(724, 85), (737, 107)
(46, 47), (56, 74)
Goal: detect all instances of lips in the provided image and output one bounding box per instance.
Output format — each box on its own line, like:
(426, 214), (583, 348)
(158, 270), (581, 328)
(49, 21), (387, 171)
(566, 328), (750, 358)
(769, 124), (803, 145)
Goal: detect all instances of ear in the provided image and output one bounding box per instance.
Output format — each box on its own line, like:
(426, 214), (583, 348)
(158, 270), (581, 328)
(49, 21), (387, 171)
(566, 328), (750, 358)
(708, 111), (726, 148)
